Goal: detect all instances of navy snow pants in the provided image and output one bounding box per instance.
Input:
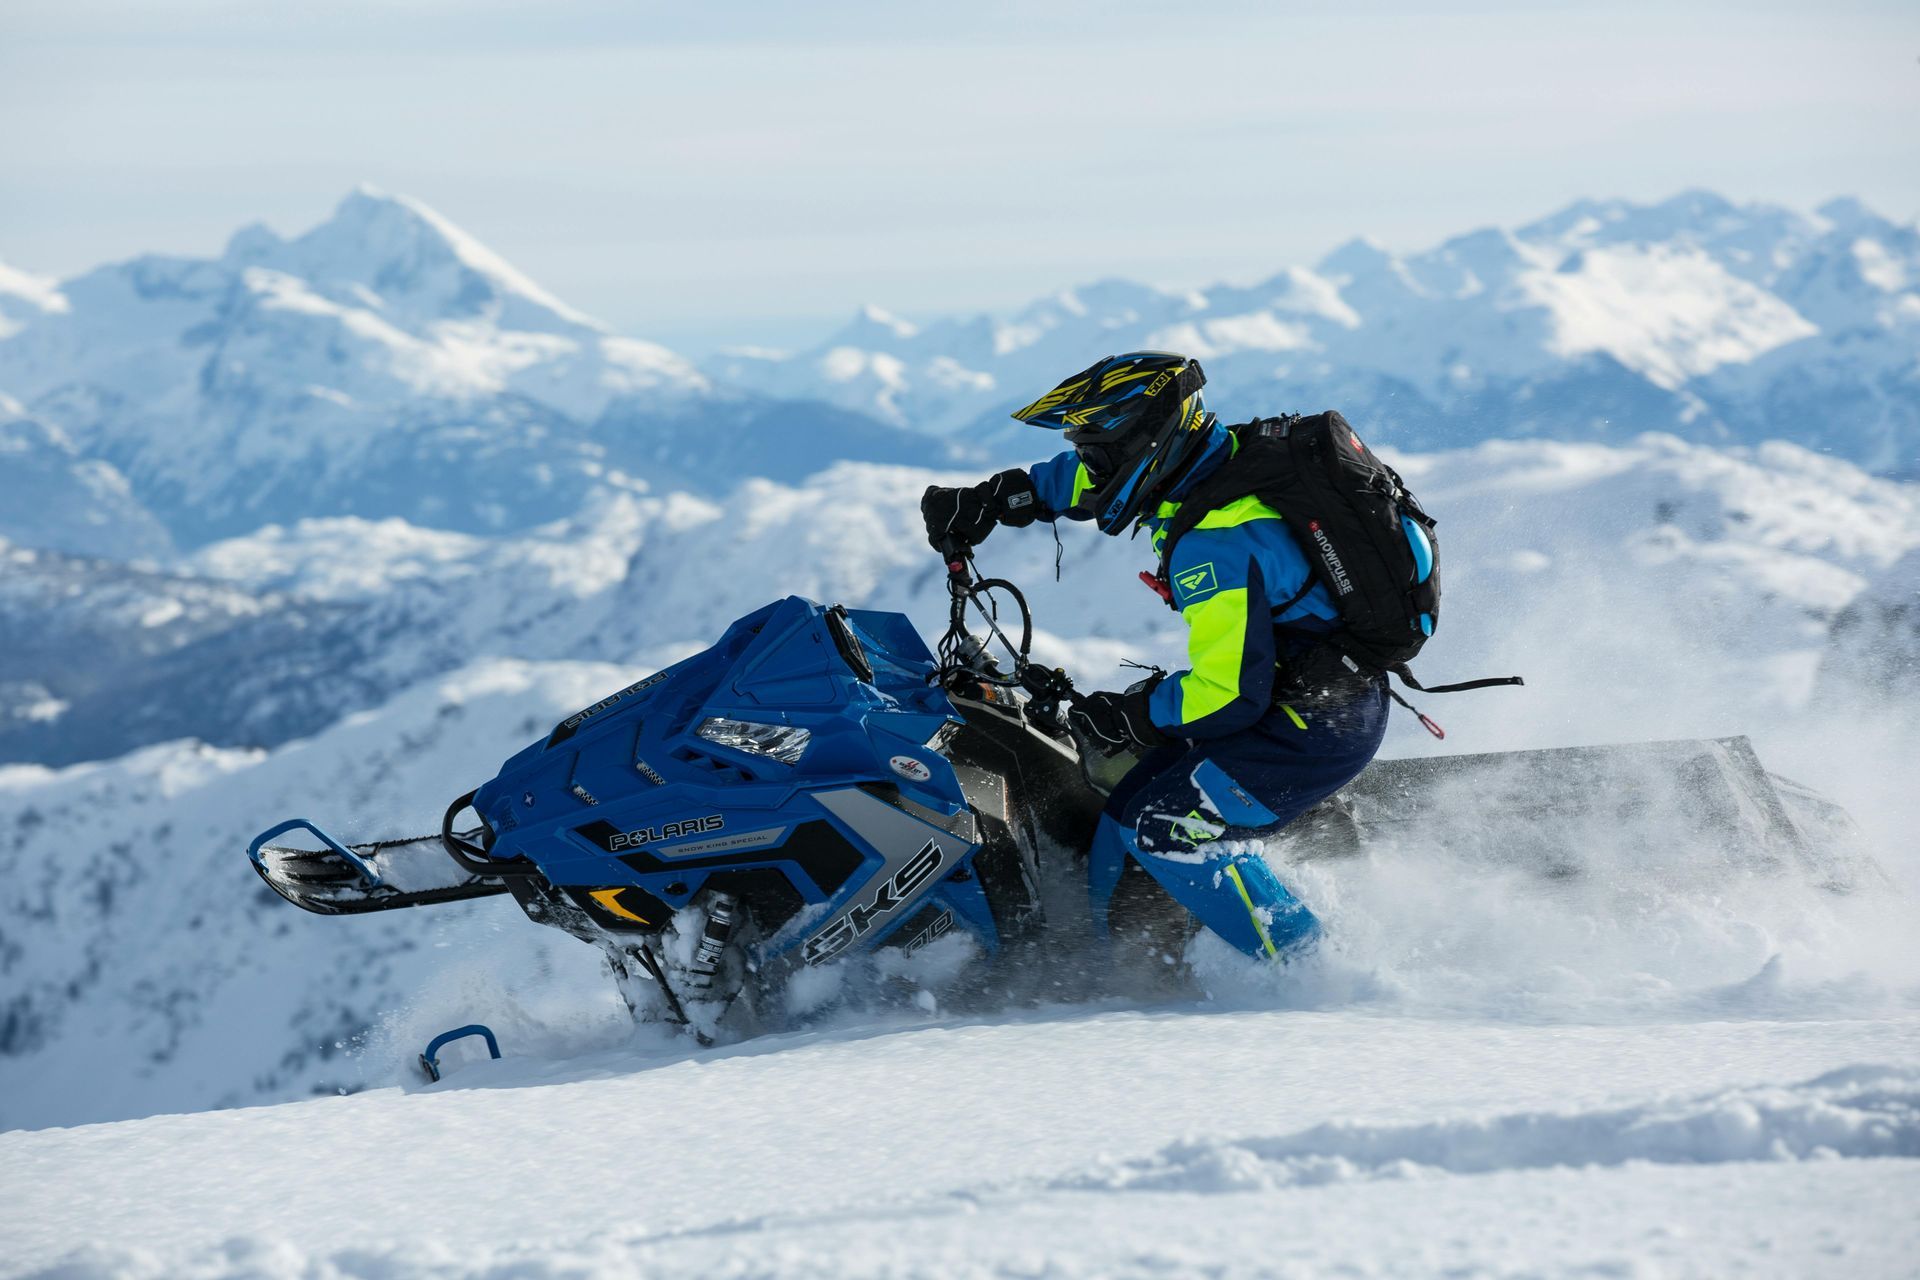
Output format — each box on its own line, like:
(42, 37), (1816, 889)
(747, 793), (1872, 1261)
(1087, 681), (1389, 958)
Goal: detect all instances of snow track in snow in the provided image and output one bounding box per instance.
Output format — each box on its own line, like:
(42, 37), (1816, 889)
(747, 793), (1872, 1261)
(1063, 1065), (1920, 1192)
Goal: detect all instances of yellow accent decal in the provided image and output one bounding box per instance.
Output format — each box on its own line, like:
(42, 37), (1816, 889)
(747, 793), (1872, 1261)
(1281, 703), (1308, 731)
(1013, 377), (1090, 420)
(1193, 494), (1282, 530)
(1100, 367), (1161, 393)
(1224, 862), (1280, 958)
(1169, 808), (1223, 844)
(590, 888), (650, 924)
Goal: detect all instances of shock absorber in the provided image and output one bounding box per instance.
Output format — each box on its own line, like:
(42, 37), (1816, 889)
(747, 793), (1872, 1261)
(685, 891), (737, 991)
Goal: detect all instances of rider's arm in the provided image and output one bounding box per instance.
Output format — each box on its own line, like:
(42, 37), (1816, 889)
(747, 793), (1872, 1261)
(1147, 529), (1278, 739)
(1026, 449), (1097, 521)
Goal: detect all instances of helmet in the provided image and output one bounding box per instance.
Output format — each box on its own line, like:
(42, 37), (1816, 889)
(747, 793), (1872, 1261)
(1011, 351), (1213, 534)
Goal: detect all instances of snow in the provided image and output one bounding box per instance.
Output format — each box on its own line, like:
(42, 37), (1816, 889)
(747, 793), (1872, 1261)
(0, 260), (69, 339)
(1, 1017), (1914, 1278)
(1522, 246), (1818, 388)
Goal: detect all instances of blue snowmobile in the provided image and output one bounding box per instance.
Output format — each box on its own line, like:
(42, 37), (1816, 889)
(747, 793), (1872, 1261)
(250, 553), (1283, 1036)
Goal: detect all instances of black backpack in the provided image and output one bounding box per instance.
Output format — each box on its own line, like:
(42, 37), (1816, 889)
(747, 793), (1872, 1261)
(1153, 411), (1519, 733)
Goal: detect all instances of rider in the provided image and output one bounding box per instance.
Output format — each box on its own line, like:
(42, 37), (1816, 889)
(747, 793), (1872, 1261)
(920, 351), (1389, 960)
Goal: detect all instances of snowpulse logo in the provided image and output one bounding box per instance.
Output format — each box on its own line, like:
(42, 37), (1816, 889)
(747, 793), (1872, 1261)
(1173, 561), (1219, 604)
(1308, 522), (1355, 595)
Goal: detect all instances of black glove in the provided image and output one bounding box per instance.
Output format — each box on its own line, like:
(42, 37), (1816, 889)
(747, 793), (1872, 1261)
(1069, 678), (1169, 757)
(921, 468), (1040, 551)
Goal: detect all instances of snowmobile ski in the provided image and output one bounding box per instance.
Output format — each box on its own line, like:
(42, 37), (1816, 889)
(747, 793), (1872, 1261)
(249, 818), (510, 915)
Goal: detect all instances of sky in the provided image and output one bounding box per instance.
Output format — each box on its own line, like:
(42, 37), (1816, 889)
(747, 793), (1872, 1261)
(2, 0), (1917, 353)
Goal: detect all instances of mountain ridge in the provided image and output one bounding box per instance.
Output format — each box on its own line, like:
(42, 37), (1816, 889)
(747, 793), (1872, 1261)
(707, 190), (1919, 474)
(0, 189), (941, 550)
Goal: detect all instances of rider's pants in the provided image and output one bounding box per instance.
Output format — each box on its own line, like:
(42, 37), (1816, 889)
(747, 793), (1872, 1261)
(1087, 681), (1389, 958)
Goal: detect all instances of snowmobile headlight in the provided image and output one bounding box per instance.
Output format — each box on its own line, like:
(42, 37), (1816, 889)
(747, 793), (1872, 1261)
(695, 717), (811, 765)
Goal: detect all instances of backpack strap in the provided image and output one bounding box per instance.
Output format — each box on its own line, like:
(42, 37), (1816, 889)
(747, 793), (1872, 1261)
(1152, 417), (1277, 589)
(1383, 663), (1526, 741)
(1392, 665), (1525, 695)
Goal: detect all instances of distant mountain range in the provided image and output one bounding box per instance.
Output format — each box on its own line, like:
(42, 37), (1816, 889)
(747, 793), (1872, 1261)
(1, 187), (1915, 566)
(0, 188), (937, 551)
(711, 191), (1920, 476)
(0, 187), (1916, 770)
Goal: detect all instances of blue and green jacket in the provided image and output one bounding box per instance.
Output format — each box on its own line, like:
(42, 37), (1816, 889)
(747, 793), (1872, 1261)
(1028, 427), (1340, 738)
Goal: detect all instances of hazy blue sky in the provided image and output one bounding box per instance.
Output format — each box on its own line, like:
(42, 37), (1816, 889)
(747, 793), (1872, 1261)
(4, 0), (1916, 352)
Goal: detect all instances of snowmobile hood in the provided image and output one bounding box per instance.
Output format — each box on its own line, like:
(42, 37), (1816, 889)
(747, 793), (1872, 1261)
(479, 595), (965, 829)
(463, 597), (976, 957)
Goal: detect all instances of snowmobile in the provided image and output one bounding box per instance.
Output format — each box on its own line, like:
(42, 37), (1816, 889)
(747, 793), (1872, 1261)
(249, 551), (1885, 1039)
(251, 554), (1123, 1037)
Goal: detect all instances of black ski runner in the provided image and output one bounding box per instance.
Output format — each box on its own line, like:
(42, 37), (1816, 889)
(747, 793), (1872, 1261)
(250, 820), (509, 915)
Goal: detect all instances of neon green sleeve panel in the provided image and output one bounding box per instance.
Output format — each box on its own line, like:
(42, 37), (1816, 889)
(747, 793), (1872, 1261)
(1146, 509), (1285, 737)
(1172, 588), (1252, 724)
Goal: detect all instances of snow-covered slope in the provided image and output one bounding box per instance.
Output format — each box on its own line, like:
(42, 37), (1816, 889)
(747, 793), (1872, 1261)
(0, 490), (681, 766)
(0, 190), (937, 545)
(0, 661), (633, 1133)
(711, 191), (1920, 474)
(0, 260), (68, 341)
(0, 406), (172, 560)
(1, 1019), (1916, 1278)
(9, 432), (1910, 769)
(1818, 547), (1920, 706)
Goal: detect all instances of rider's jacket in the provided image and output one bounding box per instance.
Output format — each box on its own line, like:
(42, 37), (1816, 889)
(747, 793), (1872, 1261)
(1026, 425), (1341, 739)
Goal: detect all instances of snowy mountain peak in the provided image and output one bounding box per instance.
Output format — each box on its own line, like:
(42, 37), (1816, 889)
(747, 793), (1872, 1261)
(0, 188), (731, 543)
(265, 185), (602, 335)
(221, 220), (283, 265)
(1653, 187), (1738, 222)
(1405, 227), (1546, 299)
(1314, 236), (1397, 283)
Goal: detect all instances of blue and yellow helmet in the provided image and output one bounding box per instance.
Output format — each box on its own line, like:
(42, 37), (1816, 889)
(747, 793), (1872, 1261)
(1012, 351), (1212, 534)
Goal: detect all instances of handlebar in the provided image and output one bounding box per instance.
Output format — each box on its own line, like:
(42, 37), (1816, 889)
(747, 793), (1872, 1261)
(930, 542), (1080, 727)
(936, 536), (971, 578)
